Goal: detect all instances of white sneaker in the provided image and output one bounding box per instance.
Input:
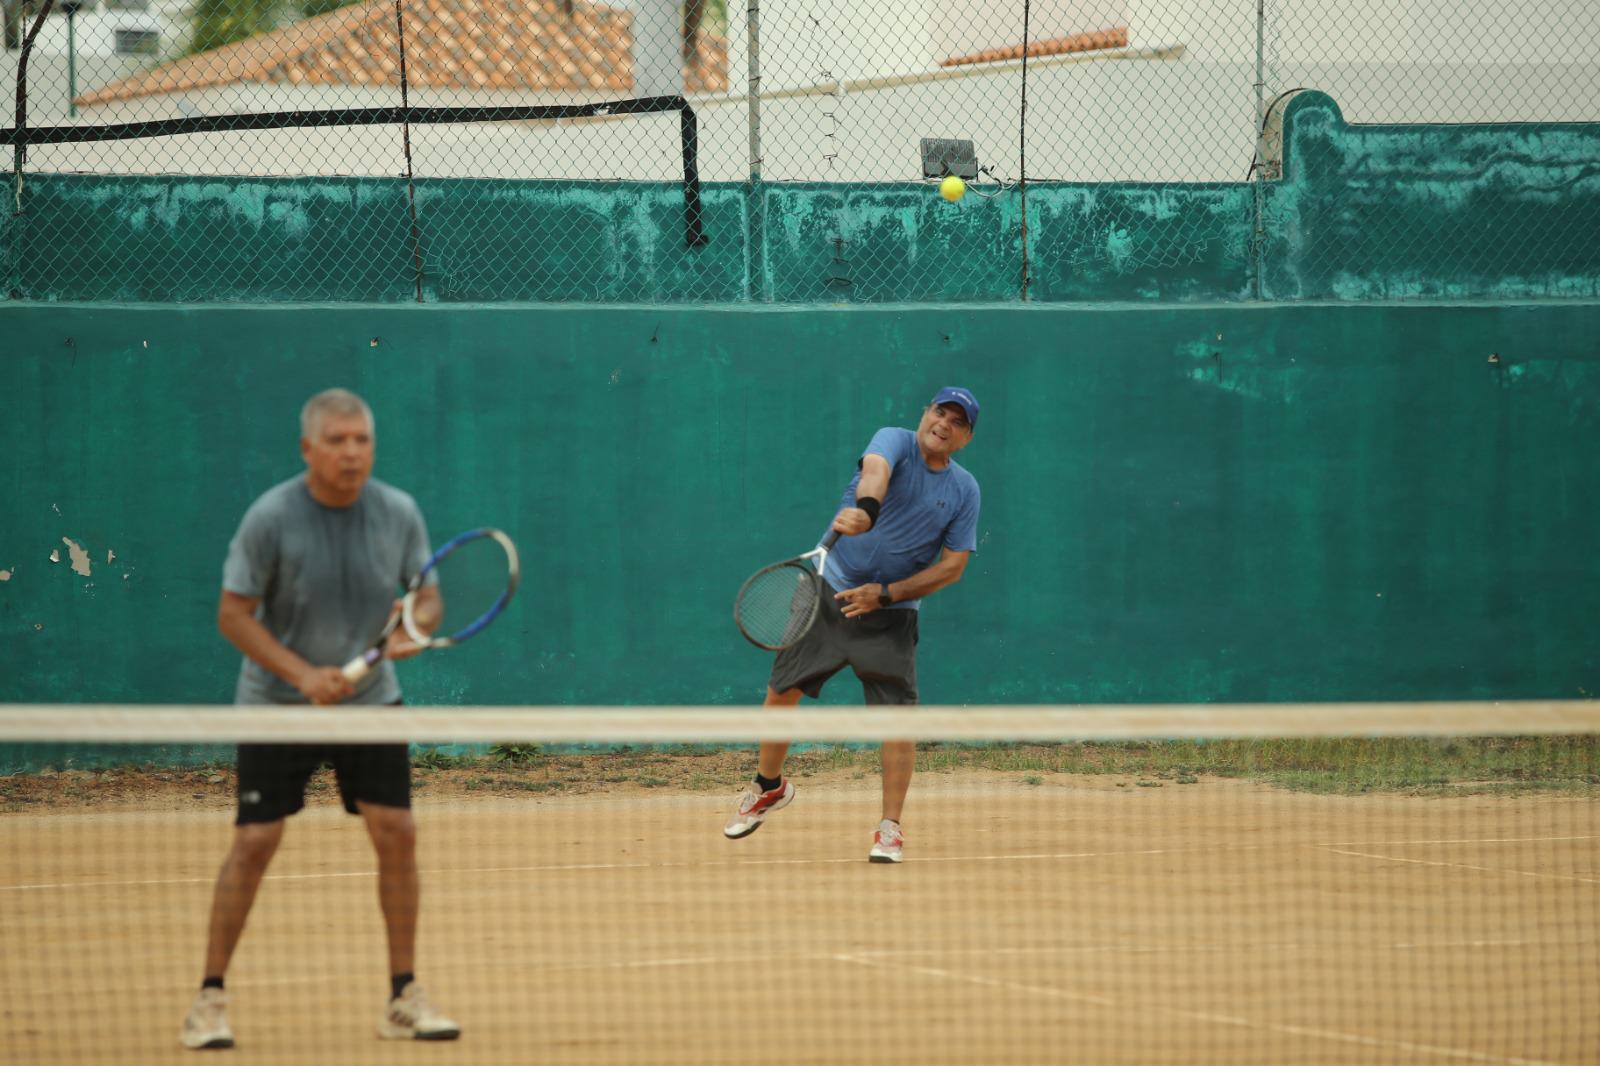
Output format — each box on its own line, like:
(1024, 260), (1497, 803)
(722, 778), (795, 839)
(180, 987), (234, 1050)
(378, 983), (461, 1041)
(869, 819), (904, 863)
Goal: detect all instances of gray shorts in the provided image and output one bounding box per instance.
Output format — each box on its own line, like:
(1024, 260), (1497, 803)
(769, 592), (919, 705)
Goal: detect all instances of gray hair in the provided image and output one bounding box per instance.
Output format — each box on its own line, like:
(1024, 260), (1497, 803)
(300, 388), (374, 440)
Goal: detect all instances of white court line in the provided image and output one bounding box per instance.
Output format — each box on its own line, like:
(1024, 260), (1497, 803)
(3, 833), (1594, 893)
(0, 869), (383, 892)
(1325, 848), (1600, 885)
(1322, 836), (1595, 847)
(844, 937), (1594, 960)
(832, 953), (1564, 1066)
(247, 935), (1599, 988)
(235, 952), (790, 990)
(0, 847), (1190, 892)
(1389, 939), (1583, 950)
(138, 934), (1599, 1002)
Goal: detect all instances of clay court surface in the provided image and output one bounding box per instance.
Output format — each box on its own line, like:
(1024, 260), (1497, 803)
(2, 769), (1597, 1065)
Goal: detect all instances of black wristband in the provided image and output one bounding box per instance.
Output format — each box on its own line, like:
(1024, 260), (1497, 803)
(856, 496), (881, 528)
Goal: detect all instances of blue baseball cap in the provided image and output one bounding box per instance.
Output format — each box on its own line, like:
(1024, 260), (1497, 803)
(931, 386), (980, 430)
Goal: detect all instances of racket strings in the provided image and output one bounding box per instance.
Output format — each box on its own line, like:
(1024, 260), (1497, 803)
(736, 564), (823, 650)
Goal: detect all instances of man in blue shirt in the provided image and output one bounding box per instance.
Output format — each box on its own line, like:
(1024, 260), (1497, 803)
(724, 388), (983, 863)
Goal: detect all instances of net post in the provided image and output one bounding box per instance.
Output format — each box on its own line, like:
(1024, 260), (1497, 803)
(680, 101), (707, 248)
(11, 0), (56, 218)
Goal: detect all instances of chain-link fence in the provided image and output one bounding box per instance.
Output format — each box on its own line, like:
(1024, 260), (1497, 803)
(3, 0), (1598, 302)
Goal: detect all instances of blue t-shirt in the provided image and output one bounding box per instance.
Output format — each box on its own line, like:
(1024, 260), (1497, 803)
(821, 427), (981, 610)
(222, 475), (432, 705)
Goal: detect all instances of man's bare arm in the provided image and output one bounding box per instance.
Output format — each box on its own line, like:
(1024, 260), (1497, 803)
(835, 547), (971, 617)
(832, 453), (893, 536)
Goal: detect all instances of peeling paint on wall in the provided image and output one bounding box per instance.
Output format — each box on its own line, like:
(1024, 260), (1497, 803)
(1179, 344), (1305, 404)
(107, 549), (116, 564)
(49, 549), (60, 563)
(0, 568), (12, 581)
(62, 537), (91, 577)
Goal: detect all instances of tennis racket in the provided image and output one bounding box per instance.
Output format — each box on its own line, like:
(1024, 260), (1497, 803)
(341, 527), (521, 683)
(733, 529), (841, 651)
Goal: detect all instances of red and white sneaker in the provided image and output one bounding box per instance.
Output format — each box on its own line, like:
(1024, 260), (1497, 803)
(723, 779), (795, 839)
(869, 819), (904, 863)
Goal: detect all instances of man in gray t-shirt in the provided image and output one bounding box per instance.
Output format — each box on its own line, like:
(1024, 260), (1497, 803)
(222, 468), (431, 706)
(180, 388), (459, 1051)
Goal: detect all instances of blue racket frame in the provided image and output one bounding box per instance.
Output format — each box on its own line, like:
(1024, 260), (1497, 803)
(401, 527), (521, 648)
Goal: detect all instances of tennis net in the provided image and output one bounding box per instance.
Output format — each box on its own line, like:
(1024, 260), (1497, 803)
(2, 702), (1597, 1064)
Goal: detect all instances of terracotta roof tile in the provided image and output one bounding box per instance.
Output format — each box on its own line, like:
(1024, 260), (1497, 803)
(940, 27), (1129, 68)
(79, 0), (728, 106)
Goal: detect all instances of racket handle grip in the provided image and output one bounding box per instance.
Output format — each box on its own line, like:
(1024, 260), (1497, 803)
(821, 528), (841, 549)
(340, 648), (381, 684)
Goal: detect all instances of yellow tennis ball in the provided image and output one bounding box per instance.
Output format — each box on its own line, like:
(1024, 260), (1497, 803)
(939, 175), (966, 202)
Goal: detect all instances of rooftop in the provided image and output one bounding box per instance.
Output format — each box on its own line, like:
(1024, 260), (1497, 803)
(79, 0), (728, 106)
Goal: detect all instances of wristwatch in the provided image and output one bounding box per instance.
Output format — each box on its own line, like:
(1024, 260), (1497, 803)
(878, 584), (894, 608)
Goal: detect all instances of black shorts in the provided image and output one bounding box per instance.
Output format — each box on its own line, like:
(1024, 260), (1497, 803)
(769, 593), (919, 705)
(235, 705), (411, 825)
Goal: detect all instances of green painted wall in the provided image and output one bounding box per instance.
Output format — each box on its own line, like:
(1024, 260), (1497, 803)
(4, 94), (1596, 304)
(1263, 92), (1600, 301)
(5, 302), (1600, 747)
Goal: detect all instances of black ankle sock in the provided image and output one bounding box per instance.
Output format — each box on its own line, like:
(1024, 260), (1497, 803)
(201, 977), (224, 991)
(754, 773), (782, 792)
(391, 973), (414, 1000)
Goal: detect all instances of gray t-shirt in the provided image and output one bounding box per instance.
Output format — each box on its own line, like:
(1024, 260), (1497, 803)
(222, 475), (431, 705)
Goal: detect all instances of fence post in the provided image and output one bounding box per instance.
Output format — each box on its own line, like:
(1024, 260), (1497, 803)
(1019, 0), (1031, 302)
(9, 0), (57, 300)
(746, 0), (764, 302)
(1251, 0), (1267, 300)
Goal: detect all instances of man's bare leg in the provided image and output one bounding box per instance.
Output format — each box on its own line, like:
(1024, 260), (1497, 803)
(359, 802), (418, 978)
(757, 685), (804, 779)
(182, 825), (282, 1050)
(360, 802), (461, 1040)
(724, 687), (804, 839)
(202, 820), (286, 978)
(880, 740), (914, 823)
